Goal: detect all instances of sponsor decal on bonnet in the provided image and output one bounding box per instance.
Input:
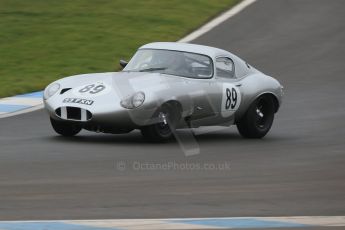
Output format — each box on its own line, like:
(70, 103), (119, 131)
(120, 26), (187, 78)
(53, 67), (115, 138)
(63, 98), (94, 105)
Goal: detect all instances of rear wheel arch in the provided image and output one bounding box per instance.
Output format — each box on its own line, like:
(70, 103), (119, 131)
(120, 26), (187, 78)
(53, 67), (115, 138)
(236, 93), (276, 138)
(256, 92), (280, 113)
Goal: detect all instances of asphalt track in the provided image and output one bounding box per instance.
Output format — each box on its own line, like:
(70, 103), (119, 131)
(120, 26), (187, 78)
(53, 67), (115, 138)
(0, 0), (344, 227)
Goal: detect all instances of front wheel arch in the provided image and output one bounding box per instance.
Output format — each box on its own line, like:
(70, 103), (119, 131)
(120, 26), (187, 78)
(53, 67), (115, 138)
(140, 101), (182, 142)
(161, 100), (183, 122)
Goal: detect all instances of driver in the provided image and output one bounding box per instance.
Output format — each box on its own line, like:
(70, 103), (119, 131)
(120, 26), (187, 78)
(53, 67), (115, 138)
(151, 51), (190, 76)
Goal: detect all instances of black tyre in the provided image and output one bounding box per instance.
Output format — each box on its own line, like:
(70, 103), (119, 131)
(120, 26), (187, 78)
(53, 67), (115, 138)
(237, 95), (275, 138)
(50, 117), (81, 137)
(141, 104), (180, 142)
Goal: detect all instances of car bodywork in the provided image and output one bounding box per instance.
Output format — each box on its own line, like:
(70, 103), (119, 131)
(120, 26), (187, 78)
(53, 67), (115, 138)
(44, 42), (283, 134)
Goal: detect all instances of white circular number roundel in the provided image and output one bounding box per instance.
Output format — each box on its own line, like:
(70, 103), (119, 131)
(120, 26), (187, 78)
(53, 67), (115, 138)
(221, 83), (241, 118)
(73, 82), (111, 97)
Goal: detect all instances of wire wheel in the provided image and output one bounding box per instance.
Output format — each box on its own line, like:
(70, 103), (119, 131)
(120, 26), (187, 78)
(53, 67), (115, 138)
(141, 103), (180, 142)
(237, 95), (275, 138)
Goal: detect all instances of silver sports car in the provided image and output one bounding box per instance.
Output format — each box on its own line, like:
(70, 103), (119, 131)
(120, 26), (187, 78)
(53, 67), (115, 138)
(44, 42), (283, 141)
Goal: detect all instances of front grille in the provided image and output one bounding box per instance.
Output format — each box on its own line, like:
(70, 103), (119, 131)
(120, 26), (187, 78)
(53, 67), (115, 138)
(67, 107), (81, 120)
(56, 108), (61, 117)
(55, 106), (92, 121)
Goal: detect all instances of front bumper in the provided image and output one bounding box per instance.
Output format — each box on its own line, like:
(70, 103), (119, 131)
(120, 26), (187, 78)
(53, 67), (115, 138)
(44, 94), (159, 131)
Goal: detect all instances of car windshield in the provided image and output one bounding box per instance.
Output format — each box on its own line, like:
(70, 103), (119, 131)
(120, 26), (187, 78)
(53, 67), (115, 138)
(123, 49), (213, 79)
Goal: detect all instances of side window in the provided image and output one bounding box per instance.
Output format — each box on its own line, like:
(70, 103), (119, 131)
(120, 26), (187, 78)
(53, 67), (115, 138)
(216, 57), (235, 79)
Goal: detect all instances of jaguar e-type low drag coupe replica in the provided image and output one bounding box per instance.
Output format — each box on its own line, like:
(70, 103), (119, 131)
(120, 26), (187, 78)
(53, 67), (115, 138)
(44, 42), (283, 141)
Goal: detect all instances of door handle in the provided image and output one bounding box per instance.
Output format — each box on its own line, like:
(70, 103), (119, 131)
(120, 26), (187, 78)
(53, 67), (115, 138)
(235, 83), (242, 87)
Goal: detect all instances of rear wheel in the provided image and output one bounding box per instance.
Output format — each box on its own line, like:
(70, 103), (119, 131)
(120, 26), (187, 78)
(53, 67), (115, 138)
(237, 95), (275, 138)
(50, 117), (81, 137)
(141, 104), (180, 142)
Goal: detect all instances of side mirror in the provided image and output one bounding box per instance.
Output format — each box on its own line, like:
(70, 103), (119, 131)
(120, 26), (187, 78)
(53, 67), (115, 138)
(120, 60), (128, 68)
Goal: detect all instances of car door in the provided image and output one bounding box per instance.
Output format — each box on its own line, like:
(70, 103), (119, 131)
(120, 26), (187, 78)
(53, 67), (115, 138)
(183, 54), (219, 122)
(214, 57), (242, 122)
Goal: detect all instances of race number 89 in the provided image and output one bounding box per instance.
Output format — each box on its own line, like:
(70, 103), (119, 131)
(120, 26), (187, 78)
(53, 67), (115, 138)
(79, 84), (105, 94)
(225, 88), (237, 110)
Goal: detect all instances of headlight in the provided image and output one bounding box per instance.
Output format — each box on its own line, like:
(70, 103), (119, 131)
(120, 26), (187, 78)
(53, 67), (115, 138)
(44, 83), (60, 100)
(120, 91), (145, 109)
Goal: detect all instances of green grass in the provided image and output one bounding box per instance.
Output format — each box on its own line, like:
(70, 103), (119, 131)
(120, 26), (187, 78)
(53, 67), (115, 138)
(0, 0), (239, 97)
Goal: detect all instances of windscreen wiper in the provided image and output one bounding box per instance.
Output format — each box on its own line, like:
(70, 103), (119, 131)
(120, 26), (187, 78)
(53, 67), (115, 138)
(139, 67), (167, 72)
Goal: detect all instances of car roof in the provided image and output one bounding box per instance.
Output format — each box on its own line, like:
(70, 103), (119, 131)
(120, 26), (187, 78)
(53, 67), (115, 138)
(139, 42), (232, 58)
(139, 42), (260, 77)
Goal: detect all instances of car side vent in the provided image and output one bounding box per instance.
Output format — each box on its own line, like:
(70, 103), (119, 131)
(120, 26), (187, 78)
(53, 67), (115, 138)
(60, 88), (72, 94)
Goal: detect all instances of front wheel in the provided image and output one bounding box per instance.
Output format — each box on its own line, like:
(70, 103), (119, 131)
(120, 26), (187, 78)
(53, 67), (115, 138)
(50, 117), (81, 137)
(141, 104), (180, 142)
(237, 95), (275, 138)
